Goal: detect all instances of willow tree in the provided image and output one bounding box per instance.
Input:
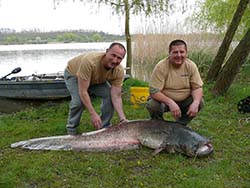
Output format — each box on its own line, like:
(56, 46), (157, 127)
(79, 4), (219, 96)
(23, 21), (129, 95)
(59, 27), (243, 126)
(206, 0), (250, 81)
(54, 0), (173, 75)
(193, 0), (250, 80)
(212, 27), (250, 95)
(90, 0), (175, 75)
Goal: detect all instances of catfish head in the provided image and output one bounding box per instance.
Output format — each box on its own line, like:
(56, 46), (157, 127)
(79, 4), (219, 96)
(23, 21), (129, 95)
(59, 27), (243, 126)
(173, 126), (213, 157)
(143, 121), (213, 157)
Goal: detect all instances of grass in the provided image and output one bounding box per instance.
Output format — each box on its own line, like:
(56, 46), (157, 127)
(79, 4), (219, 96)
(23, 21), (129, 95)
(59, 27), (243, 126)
(0, 78), (250, 188)
(1, 32), (250, 187)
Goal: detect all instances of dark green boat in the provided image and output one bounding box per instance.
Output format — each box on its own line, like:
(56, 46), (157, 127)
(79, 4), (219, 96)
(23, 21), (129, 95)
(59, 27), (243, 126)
(0, 67), (70, 100)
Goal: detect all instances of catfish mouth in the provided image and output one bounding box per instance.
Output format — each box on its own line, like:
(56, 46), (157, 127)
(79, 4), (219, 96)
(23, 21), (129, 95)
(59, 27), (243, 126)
(196, 143), (213, 157)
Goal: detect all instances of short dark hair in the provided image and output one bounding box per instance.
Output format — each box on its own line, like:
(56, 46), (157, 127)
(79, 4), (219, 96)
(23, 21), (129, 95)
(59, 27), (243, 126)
(109, 42), (126, 53)
(169, 39), (187, 53)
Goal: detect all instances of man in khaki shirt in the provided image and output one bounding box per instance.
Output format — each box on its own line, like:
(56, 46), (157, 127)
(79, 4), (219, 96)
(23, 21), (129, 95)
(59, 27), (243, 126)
(64, 42), (127, 135)
(146, 39), (204, 125)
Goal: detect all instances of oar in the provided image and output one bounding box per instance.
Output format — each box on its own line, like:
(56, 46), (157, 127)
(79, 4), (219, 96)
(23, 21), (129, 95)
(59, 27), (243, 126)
(0, 67), (22, 80)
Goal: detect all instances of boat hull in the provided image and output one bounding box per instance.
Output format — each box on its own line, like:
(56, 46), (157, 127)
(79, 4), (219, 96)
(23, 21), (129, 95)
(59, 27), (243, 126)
(0, 80), (70, 100)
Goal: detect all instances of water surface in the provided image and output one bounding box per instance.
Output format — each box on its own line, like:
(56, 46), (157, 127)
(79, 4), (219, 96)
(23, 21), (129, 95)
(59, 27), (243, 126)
(0, 42), (126, 113)
(0, 42), (126, 78)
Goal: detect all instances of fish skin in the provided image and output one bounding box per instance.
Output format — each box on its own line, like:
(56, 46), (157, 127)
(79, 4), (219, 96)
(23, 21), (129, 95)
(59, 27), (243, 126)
(11, 120), (213, 157)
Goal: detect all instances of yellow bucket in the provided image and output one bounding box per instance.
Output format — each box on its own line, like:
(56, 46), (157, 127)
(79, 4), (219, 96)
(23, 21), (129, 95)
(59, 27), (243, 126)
(130, 87), (149, 108)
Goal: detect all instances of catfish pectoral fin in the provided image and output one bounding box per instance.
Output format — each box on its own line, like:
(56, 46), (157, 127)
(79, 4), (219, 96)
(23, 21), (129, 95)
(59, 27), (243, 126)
(152, 143), (171, 156)
(152, 144), (176, 156)
(152, 146), (165, 156)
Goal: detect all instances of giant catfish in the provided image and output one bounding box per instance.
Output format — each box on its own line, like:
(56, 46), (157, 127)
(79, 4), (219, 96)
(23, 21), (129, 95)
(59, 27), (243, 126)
(11, 120), (213, 157)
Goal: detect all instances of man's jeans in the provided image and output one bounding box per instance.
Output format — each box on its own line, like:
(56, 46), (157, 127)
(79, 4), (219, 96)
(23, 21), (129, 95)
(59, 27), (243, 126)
(64, 69), (114, 130)
(146, 96), (204, 125)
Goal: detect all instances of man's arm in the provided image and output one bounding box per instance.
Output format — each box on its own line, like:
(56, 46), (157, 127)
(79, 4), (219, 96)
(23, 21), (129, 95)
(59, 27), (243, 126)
(187, 87), (203, 117)
(78, 77), (102, 129)
(111, 85), (126, 122)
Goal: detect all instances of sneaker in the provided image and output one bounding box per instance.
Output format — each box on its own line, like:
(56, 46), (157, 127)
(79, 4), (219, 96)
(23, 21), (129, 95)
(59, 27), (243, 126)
(67, 128), (77, 136)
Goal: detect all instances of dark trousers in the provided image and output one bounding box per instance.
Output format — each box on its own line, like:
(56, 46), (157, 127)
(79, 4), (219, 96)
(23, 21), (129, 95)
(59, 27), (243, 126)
(146, 96), (204, 125)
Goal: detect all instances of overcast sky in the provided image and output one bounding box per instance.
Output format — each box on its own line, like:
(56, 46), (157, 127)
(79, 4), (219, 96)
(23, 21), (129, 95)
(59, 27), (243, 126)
(0, 0), (197, 34)
(0, 0), (126, 34)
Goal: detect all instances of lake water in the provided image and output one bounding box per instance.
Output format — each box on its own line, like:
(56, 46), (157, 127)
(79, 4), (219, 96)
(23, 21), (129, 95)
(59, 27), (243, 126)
(0, 42), (127, 113)
(0, 42), (127, 78)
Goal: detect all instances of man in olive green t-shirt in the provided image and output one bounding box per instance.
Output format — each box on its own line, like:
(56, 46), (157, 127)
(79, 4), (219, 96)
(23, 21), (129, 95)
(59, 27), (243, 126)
(64, 42), (127, 135)
(146, 39), (204, 125)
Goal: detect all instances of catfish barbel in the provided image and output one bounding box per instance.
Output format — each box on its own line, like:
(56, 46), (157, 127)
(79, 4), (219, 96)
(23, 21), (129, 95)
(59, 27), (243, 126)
(11, 120), (213, 157)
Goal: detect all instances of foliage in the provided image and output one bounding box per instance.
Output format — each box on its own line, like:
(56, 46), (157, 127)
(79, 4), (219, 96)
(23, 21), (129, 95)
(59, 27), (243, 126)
(56, 32), (82, 43)
(205, 0), (250, 82)
(88, 0), (173, 15)
(189, 50), (214, 78)
(123, 77), (149, 88)
(0, 30), (125, 45)
(3, 36), (23, 45)
(192, 0), (250, 38)
(91, 33), (102, 42)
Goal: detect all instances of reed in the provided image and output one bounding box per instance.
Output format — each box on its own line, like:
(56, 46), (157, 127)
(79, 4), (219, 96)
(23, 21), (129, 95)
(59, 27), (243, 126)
(131, 33), (222, 81)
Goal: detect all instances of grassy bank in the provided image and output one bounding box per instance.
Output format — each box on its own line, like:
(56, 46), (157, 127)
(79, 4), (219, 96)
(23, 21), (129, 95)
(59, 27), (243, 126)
(1, 33), (250, 187)
(0, 77), (250, 187)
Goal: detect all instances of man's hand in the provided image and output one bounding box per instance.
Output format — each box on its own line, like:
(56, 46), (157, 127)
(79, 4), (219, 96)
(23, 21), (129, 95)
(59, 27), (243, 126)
(90, 112), (102, 129)
(187, 101), (199, 117)
(118, 119), (128, 125)
(168, 102), (181, 120)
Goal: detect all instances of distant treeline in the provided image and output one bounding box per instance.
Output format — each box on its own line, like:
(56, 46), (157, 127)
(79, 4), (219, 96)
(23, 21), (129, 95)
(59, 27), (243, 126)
(0, 28), (125, 45)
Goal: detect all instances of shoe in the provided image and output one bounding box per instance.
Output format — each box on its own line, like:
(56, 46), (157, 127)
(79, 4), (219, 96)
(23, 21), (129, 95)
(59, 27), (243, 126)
(67, 128), (77, 135)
